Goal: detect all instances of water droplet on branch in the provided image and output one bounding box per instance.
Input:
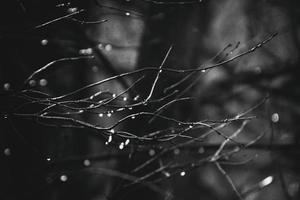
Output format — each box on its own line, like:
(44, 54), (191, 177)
(39, 79), (48, 86)
(271, 113), (279, 123)
(40, 39), (48, 46)
(180, 171), (186, 176)
(119, 142), (125, 150)
(3, 83), (10, 90)
(60, 175), (68, 182)
(83, 159), (91, 167)
(4, 148), (11, 156)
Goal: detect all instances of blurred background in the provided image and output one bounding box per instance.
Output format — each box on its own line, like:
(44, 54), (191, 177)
(1, 0), (300, 200)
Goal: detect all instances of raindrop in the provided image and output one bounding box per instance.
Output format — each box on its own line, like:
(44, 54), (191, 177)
(108, 135), (113, 143)
(3, 83), (10, 90)
(201, 69), (206, 73)
(29, 80), (36, 87)
(198, 147), (205, 154)
(40, 39), (48, 46)
(105, 44), (112, 51)
(98, 113), (103, 117)
(128, 107), (133, 110)
(60, 175), (68, 182)
(107, 113), (112, 117)
(189, 125), (193, 129)
(149, 149), (155, 156)
(125, 139), (130, 145)
(67, 7), (78, 13)
(131, 116), (135, 119)
(112, 93), (116, 98)
(46, 157), (51, 162)
(119, 142), (125, 150)
(173, 148), (180, 155)
(125, 12), (130, 16)
(78, 110), (84, 113)
(97, 43), (104, 49)
(83, 159), (91, 167)
(117, 108), (125, 112)
(271, 113), (279, 123)
(164, 172), (171, 177)
(92, 66), (98, 72)
(39, 79), (48, 86)
(4, 148), (11, 156)
(258, 176), (273, 188)
(180, 171), (186, 176)
(123, 97), (127, 101)
(110, 129), (115, 133)
(79, 48), (93, 55)
(133, 95), (140, 101)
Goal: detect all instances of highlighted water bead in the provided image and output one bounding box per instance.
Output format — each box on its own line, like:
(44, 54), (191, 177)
(119, 142), (125, 150)
(3, 83), (10, 90)
(60, 175), (68, 182)
(41, 39), (48, 46)
(271, 113), (279, 123)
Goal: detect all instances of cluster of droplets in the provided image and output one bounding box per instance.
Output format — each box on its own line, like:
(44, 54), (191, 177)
(28, 79), (48, 87)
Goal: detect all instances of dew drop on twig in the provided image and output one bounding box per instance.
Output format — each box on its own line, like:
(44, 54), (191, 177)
(29, 80), (36, 87)
(92, 66), (98, 72)
(119, 142), (125, 150)
(173, 148), (180, 155)
(60, 175), (68, 182)
(133, 95), (140, 101)
(258, 176), (273, 188)
(180, 171), (186, 176)
(108, 135), (113, 143)
(3, 83), (10, 90)
(4, 148), (11, 156)
(198, 147), (205, 154)
(39, 79), (48, 86)
(164, 171), (171, 177)
(149, 149), (155, 156)
(79, 48), (93, 55)
(83, 159), (91, 167)
(67, 7), (78, 13)
(271, 113), (279, 123)
(105, 44), (112, 51)
(40, 39), (48, 46)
